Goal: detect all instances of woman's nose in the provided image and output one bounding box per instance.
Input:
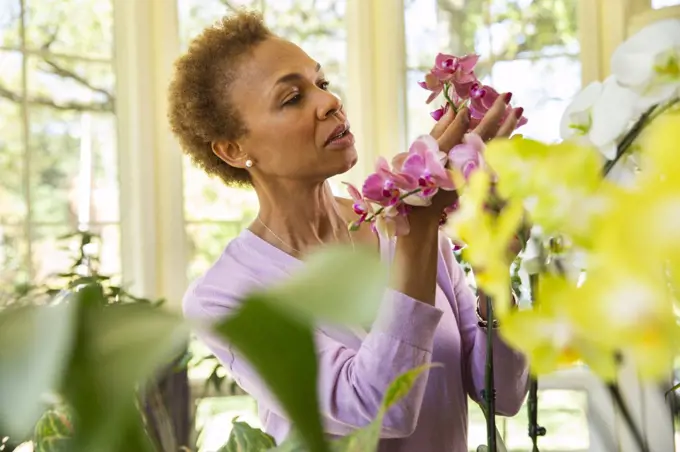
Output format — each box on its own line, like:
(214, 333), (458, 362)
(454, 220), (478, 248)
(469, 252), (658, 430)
(318, 91), (343, 120)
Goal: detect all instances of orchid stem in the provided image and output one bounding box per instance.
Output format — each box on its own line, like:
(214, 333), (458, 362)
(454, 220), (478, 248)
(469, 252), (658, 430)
(362, 188), (422, 223)
(442, 83), (459, 115)
(527, 273), (545, 452)
(484, 294), (497, 452)
(603, 97), (679, 176)
(607, 383), (650, 452)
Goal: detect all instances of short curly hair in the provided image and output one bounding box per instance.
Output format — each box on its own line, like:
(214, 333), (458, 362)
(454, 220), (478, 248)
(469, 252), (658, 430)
(168, 11), (273, 187)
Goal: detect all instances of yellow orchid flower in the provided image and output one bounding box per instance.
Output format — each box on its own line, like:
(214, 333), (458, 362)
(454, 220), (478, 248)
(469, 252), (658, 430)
(500, 275), (619, 380)
(444, 171), (523, 317)
(484, 137), (606, 248)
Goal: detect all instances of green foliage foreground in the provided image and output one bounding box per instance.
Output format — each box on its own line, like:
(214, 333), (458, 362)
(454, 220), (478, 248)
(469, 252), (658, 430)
(0, 245), (434, 452)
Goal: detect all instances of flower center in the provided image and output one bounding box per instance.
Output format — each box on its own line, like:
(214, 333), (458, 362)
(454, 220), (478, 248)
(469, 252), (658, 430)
(470, 83), (486, 99)
(654, 49), (680, 79)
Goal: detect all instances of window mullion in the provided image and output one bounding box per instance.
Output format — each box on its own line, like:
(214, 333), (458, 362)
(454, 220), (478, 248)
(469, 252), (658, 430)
(18, 0), (32, 281)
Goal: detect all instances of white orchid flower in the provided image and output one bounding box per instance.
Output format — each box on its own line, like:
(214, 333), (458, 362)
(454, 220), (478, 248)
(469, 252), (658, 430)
(560, 76), (637, 160)
(611, 19), (680, 109)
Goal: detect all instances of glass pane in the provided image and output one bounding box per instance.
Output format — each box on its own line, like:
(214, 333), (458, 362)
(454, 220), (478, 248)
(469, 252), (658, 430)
(186, 222), (251, 281)
(28, 106), (118, 225)
(264, 0), (348, 103)
(178, 0), (261, 49)
(0, 225), (28, 304)
(0, 0), (21, 48)
(467, 402), (488, 450)
(490, 56), (581, 143)
(27, 56), (115, 110)
(194, 396), (259, 452)
(0, 57), (27, 223)
(505, 390), (589, 451)
(31, 224), (120, 282)
(25, 0), (113, 58)
(653, 0), (680, 7)
(183, 157), (259, 222)
(488, 0), (579, 61)
(404, 0), (438, 69)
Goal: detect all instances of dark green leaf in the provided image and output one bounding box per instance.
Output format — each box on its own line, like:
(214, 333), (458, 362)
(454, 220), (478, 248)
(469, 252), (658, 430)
(217, 420), (276, 452)
(215, 296), (327, 452)
(0, 301), (77, 437)
(63, 286), (189, 452)
(268, 430), (308, 452)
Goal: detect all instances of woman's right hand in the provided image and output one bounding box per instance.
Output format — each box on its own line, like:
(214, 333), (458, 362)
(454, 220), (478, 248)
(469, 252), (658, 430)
(409, 92), (521, 228)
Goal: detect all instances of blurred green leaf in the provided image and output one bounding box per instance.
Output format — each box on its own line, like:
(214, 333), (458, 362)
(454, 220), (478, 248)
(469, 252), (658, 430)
(218, 419), (276, 452)
(0, 301), (77, 437)
(62, 285), (189, 452)
(215, 296), (327, 452)
(262, 245), (388, 325)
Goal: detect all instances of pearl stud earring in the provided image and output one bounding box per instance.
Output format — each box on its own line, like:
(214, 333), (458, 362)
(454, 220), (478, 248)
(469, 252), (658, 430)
(245, 159), (253, 168)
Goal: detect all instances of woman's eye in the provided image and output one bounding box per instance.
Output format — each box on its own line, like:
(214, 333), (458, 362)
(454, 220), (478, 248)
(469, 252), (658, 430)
(319, 81), (330, 90)
(283, 94), (302, 106)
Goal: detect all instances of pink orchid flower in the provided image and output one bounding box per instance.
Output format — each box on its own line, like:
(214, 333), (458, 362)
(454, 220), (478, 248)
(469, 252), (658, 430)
(400, 135), (455, 205)
(374, 203), (411, 238)
(362, 157), (416, 207)
(431, 53), (479, 84)
(430, 103), (449, 121)
(448, 133), (486, 181)
(343, 182), (373, 229)
(418, 72), (444, 104)
(469, 84), (528, 129)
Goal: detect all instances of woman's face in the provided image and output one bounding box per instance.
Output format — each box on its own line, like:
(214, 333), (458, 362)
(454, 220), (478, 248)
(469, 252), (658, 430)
(226, 37), (357, 184)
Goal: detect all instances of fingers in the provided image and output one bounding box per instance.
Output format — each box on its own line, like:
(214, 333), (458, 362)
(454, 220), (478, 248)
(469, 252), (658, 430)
(437, 107), (470, 152)
(429, 106), (455, 139)
(474, 93), (511, 141)
(497, 107), (523, 138)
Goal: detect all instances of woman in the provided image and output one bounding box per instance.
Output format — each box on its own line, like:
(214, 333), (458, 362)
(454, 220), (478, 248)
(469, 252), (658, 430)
(169, 11), (529, 452)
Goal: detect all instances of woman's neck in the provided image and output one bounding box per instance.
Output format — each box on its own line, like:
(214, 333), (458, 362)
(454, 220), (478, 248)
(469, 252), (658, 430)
(252, 179), (351, 253)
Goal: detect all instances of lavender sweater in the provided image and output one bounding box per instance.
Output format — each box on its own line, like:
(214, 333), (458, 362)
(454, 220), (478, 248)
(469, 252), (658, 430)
(183, 229), (529, 452)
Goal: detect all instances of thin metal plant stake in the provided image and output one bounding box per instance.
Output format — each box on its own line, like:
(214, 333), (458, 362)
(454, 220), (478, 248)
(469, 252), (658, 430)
(484, 294), (497, 452)
(527, 273), (546, 452)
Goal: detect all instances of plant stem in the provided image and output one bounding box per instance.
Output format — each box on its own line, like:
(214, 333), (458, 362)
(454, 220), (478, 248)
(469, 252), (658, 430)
(607, 383), (650, 452)
(443, 83), (459, 115)
(603, 97), (679, 176)
(527, 273), (545, 452)
(485, 294), (497, 452)
(362, 188), (422, 223)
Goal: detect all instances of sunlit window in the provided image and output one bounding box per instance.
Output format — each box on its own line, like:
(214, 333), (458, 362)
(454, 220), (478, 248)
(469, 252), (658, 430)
(0, 0), (119, 301)
(404, 0), (581, 145)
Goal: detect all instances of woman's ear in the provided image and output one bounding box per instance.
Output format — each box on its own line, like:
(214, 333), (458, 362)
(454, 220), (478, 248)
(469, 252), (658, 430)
(212, 140), (248, 168)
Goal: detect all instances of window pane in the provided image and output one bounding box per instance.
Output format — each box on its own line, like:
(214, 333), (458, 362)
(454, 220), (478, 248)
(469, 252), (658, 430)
(490, 56), (581, 142)
(186, 222), (251, 281)
(0, 0), (21, 48)
(195, 396), (259, 452)
(488, 0), (579, 61)
(407, 0), (581, 145)
(404, 0), (438, 69)
(25, 0), (113, 59)
(0, 88), (27, 224)
(0, 225), (28, 303)
(178, 0), (261, 49)
(505, 390), (589, 451)
(31, 224), (120, 282)
(263, 0), (348, 102)
(183, 157), (259, 222)
(653, 0), (680, 7)
(28, 107), (118, 225)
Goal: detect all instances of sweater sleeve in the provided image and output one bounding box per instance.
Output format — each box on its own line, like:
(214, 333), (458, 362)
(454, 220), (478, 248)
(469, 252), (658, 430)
(439, 235), (530, 416)
(184, 280), (443, 438)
